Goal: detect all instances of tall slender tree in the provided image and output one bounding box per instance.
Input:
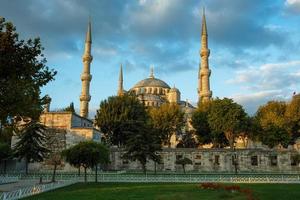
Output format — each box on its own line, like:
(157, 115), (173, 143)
(13, 121), (49, 174)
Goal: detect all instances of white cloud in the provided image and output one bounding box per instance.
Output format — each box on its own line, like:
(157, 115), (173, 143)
(285, 0), (300, 13)
(227, 60), (300, 114)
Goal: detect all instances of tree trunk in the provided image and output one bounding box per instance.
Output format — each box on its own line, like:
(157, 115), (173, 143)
(182, 164), (186, 174)
(78, 167), (81, 176)
(225, 131), (234, 149)
(84, 167), (87, 183)
(142, 163), (146, 174)
(154, 162), (157, 175)
(95, 165), (98, 183)
(52, 163), (57, 182)
(4, 160), (7, 174)
(25, 159), (28, 175)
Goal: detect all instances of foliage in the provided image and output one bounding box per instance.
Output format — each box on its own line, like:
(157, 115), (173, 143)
(191, 110), (211, 145)
(63, 141), (109, 182)
(95, 94), (148, 146)
(260, 125), (290, 148)
(0, 142), (12, 173)
(175, 157), (192, 173)
(149, 103), (185, 147)
(207, 98), (248, 149)
(0, 126), (13, 145)
(0, 17), (56, 126)
(13, 120), (49, 174)
(123, 121), (161, 174)
(285, 94), (300, 141)
(62, 102), (75, 113)
(177, 132), (198, 148)
(256, 101), (287, 129)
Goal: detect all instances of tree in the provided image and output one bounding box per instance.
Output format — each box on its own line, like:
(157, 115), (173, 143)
(177, 132), (198, 148)
(255, 101), (291, 147)
(62, 146), (81, 176)
(256, 101), (287, 129)
(47, 153), (63, 182)
(191, 109), (212, 145)
(207, 98), (248, 149)
(123, 121), (161, 174)
(149, 103), (185, 147)
(95, 94), (148, 146)
(0, 142), (12, 173)
(63, 102), (75, 113)
(285, 94), (300, 142)
(13, 120), (49, 174)
(63, 141), (109, 182)
(175, 157), (192, 173)
(0, 17), (56, 126)
(261, 125), (290, 148)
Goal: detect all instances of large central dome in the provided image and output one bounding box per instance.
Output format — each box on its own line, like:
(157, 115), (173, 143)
(133, 77), (170, 89)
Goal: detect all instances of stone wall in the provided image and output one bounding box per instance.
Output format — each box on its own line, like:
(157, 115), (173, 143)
(109, 148), (300, 173)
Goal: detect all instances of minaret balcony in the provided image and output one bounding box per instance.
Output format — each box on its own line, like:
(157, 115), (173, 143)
(200, 49), (210, 57)
(80, 95), (91, 101)
(82, 55), (93, 62)
(81, 73), (92, 81)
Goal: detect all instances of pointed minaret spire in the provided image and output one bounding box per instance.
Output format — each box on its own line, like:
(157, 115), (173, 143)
(85, 17), (92, 43)
(149, 65), (154, 78)
(117, 64), (124, 96)
(198, 7), (212, 104)
(80, 18), (93, 118)
(201, 7), (207, 37)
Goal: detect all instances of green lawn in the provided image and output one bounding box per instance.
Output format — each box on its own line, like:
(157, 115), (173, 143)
(24, 183), (300, 200)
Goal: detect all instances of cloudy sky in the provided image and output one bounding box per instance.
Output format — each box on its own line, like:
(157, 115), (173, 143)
(1, 0), (300, 117)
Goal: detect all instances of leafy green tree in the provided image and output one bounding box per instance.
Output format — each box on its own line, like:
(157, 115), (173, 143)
(207, 98), (248, 149)
(62, 146), (81, 175)
(95, 94), (148, 146)
(177, 132), (198, 148)
(13, 121), (49, 174)
(255, 100), (291, 147)
(175, 157), (192, 173)
(256, 101), (286, 129)
(63, 102), (75, 113)
(191, 109), (212, 145)
(261, 125), (290, 148)
(149, 103), (185, 147)
(0, 142), (12, 173)
(0, 17), (56, 126)
(63, 141), (109, 182)
(285, 94), (300, 141)
(123, 121), (161, 174)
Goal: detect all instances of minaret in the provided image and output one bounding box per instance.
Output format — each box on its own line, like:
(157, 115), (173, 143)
(198, 8), (212, 103)
(79, 19), (93, 118)
(117, 64), (124, 96)
(149, 66), (154, 78)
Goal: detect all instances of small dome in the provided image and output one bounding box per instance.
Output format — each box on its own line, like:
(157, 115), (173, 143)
(132, 77), (170, 89)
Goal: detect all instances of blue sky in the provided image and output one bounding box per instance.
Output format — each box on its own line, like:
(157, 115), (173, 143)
(1, 0), (300, 117)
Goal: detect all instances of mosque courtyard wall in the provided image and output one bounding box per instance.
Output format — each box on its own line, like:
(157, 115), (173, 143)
(109, 148), (300, 173)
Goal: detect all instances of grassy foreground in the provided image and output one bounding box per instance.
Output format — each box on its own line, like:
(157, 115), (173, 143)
(24, 183), (300, 200)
